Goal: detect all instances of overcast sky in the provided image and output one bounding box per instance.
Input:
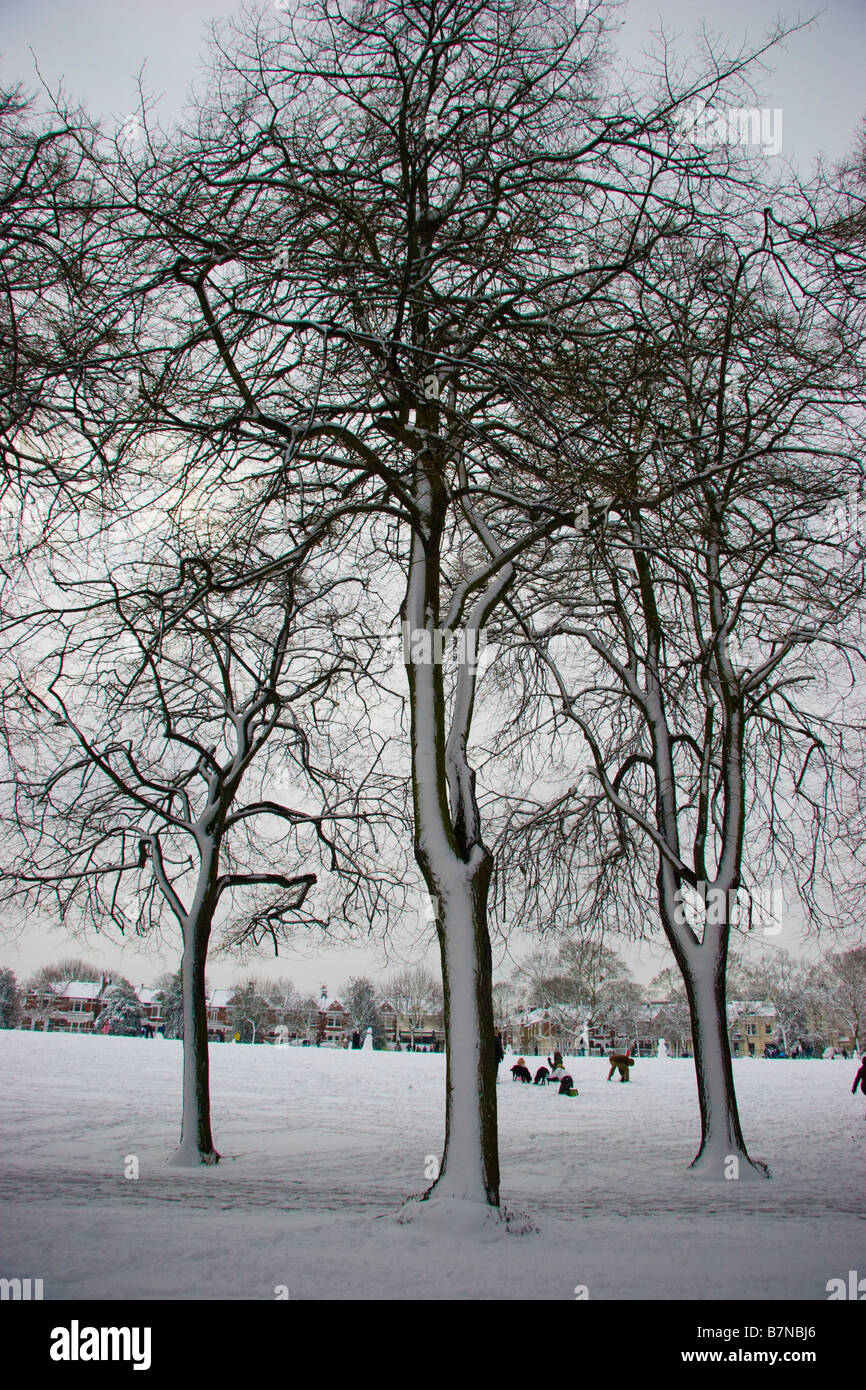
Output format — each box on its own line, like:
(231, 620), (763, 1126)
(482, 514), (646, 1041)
(0, 0), (863, 994)
(2, 0), (864, 169)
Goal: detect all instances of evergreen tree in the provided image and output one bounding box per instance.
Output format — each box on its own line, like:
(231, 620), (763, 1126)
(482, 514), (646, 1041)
(0, 967), (22, 1028)
(98, 978), (144, 1036)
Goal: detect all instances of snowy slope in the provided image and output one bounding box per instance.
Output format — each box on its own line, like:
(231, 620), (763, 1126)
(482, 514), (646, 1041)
(0, 1032), (862, 1300)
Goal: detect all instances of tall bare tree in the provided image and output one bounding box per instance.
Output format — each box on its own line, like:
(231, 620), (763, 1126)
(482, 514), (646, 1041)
(0, 529), (401, 1162)
(514, 938), (635, 1051)
(386, 964), (442, 1046)
(79, 0), (795, 1209)
(827, 947), (866, 1053)
(497, 201), (866, 1175)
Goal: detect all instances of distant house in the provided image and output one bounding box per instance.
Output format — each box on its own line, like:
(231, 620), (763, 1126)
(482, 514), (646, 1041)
(515, 1006), (594, 1056)
(377, 1000), (396, 1044)
(511, 1003), (679, 1059)
(136, 987), (164, 1032)
(381, 999), (443, 1050)
(320, 999), (352, 1045)
(645, 999), (693, 1057)
(208, 988), (353, 1045)
(21, 979), (107, 1033)
(206, 989), (234, 1033)
(618, 1012), (666, 1058)
(728, 1001), (778, 1057)
(515, 1007), (557, 1057)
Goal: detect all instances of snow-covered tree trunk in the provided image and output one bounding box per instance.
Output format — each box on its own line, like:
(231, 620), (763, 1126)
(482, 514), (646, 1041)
(682, 951), (759, 1174)
(403, 484), (503, 1207)
(661, 879), (766, 1179)
(167, 845), (220, 1167)
(429, 856), (499, 1205)
(169, 914), (218, 1166)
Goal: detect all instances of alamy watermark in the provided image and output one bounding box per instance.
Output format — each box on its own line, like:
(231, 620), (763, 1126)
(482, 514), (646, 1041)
(50, 1321), (151, 1370)
(826, 1269), (865, 1300)
(819, 495), (866, 549)
(0, 1276), (43, 1300)
(119, 116), (142, 147)
(421, 894), (440, 933)
(675, 103), (782, 158)
(401, 621), (485, 666)
(672, 880), (782, 936)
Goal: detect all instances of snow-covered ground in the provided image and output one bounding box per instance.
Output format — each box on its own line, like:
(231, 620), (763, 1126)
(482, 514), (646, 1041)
(0, 1031), (862, 1300)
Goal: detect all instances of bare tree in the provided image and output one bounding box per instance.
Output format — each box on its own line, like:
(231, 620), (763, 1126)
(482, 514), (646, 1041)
(607, 979), (649, 1054)
(731, 950), (828, 1057)
(491, 979), (518, 1036)
(23, 967), (63, 1032)
(386, 964), (442, 1047)
(514, 938), (636, 1051)
(827, 947), (866, 1053)
(342, 976), (386, 1047)
(0, 533), (399, 1163)
(648, 968), (694, 1058)
(38, 956), (103, 982)
(228, 981), (272, 1044)
(497, 197), (866, 1176)
(286, 993), (322, 1044)
(77, 0), (799, 1210)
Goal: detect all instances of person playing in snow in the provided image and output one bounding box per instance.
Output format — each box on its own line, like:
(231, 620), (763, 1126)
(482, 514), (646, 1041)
(607, 1050), (634, 1082)
(852, 1057), (866, 1118)
(548, 1050), (564, 1072)
(510, 1057), (533, 1083)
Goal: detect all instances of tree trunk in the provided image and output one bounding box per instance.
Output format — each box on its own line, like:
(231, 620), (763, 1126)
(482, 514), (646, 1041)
(401, 483), (502, 1208)
(679, 947), (768, 1178)
(168, 915), (219, 1166)
(425, 857), (500, 1205)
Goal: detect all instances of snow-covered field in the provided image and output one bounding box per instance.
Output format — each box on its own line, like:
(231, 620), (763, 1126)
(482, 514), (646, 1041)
(0, 1031), (862, 1301)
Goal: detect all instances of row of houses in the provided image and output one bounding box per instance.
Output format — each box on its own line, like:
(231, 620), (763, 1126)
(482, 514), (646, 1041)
(22, 980), (165, 1035)
(20, 979), (855, 1056)
(205, 990), (444, 1048)
(504, 1004), (689, 1059)
(505, 1000), (857, 1059)
(20, 979), (445, 1048)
